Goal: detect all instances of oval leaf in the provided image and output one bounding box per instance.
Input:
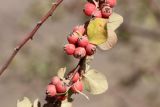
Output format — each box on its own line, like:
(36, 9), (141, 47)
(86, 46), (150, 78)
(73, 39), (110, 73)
(107, 13), (123, 31)
(98, 30), (118, 50)
(61, 100), (72, 107)
(87, 18), (108, 45)
(33, 99), (41, 107)
(17, 97), (32, 107)
(57, 67), (66, 79)
(82, 69), (108, 95)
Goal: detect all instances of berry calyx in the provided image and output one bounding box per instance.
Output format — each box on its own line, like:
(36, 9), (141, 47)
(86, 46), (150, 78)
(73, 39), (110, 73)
(71, 81), (83, 93)
(72, 72), (80, 83)
(74, 47), (86, 59)
(73, 25), (85, 35)
(92, 9), (102, 18)
(64, 44), (76, 55)
(86, 43), (96, 56)
(84, 2), (96, 16)
(56, 81), (67, 93)
(46, 84), (57, 97)
(67, 32), (79, 44)
(77, 36), (89, 47)
(51, 76), (61, 85)
(101, 5), (112, 18)
(106, 0), (116, 8)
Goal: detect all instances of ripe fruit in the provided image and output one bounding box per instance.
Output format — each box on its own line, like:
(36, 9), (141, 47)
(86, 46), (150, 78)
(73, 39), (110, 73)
(73, 25), (85, 35)
(46, 84), (57, 97)
(56, 81), (67, 93)
(51, 76), (60, 85)
(92, 9), (102, 18)
(71, 81), (83, 93)
(64, 44), (76, 55)
(77, 36), (89, 47)
(106, 0), (116, 8)
(67, 32), (79, 44)
(72, 72), (80, 83)
(74, 47), (86, 59)
(84, 2), (96, 16)
(86, 43), (96, 56)
(101, 5), (112, 18)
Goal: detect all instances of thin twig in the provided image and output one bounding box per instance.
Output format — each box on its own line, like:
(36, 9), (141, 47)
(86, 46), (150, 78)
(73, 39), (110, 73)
(0, 0), (63, 76)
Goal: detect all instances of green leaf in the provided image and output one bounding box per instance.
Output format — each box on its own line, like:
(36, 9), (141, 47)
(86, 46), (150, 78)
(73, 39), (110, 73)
(107, 13), (123, 31)
(61, 100), (72, 107)
(57, 67), (66, 79)
(82, 69), (108, 95)
(98, 30), (118, 50)
(33, 99), (41, 107)
(87, 18), (108, 45)
(17, 97), (32, 107)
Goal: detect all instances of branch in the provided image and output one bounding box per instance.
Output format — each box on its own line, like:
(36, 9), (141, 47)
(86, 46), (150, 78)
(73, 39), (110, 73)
(0, 0), (63, 76)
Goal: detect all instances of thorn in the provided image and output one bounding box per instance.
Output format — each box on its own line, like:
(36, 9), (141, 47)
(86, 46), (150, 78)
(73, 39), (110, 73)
(37, 21), (42, 26)
(14, 47), (19, 51)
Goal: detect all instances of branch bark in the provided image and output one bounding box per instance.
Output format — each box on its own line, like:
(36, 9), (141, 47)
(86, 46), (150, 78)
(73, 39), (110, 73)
(0, 0), (63, 76)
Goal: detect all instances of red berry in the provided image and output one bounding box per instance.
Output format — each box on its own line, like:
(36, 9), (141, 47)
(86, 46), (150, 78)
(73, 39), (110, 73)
(72, 72), (80, 83)
(84, 2), (96, 16)
(106, 0), (116, 8)
(73, 25), (85, 35)
(67, 32), (79, 44)
(56, 81), (67, 93)
(74, 47), (86, 59)
(77, 36), (89, 47)
(86, 43), (96, 56)
(92, 10), (102, 18)
(64, 44), (75, 55)
(71, 81), (83, 93)
(101, 5), (112, 18)
(51, 76), (60, 85)
(46, 84), (57, 97)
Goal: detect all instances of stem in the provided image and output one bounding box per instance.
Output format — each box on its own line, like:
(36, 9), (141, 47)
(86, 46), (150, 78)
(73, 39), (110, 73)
(68, 57), (86, 85)
(0, 0), (63, 76)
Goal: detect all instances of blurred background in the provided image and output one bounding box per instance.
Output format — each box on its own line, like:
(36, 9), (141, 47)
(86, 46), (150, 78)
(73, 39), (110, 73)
(0, 0), (160, 107)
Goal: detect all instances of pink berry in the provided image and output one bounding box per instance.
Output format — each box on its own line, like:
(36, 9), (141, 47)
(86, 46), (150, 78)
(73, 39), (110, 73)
(64, 44), (75, 55)
(72, 72), (80, 83)
(56, 81), (67, 93)
(74, 47), (86, 59)
(46, 84), (57, 97)
(51, 76), (60, 85)
(84, 2), (96, 16)
(73, 25), (85, 35)
(86, 43), (96, 56)
(101, 5), (112, 18)
(77, 36), (89, 47)
(106, 0), (116, 8)
(92, 9), (102, 18)
(71, 81), (83, 93)
(67, 32), (79, 44)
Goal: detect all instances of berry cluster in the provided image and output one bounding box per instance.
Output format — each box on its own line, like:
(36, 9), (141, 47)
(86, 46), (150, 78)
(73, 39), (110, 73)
(84, 0), (116, 18)
(46, 0), (120, 105)
(46, 72), (83, 101)
(64, 25), (96, 59)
